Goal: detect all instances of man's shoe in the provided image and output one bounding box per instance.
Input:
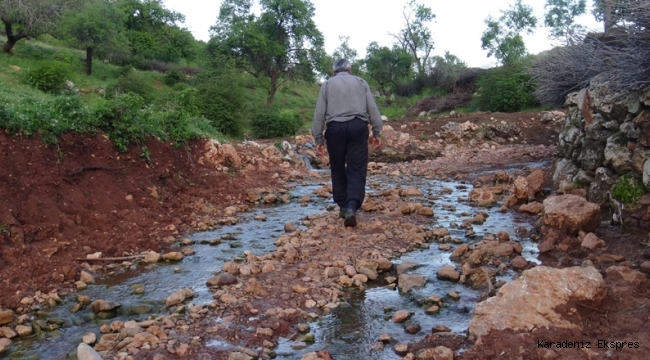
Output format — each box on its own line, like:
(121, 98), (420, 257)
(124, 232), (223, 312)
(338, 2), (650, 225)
(344, 208), (357, 227)
(339, 209), (346, 219)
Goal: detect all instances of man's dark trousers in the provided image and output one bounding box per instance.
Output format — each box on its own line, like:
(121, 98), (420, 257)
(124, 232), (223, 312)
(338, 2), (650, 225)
(325, 117), (369, 211)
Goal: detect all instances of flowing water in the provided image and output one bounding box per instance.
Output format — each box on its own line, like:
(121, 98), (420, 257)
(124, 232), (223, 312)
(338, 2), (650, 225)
(5, 165), (544, 360)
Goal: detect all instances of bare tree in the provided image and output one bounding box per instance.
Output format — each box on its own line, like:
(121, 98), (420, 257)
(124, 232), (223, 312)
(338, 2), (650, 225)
(0, 0), (80, 52)
(391, 0), (435, 76)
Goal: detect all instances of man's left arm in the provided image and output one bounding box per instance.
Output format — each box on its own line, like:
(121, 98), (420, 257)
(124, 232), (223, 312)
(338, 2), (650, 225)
(311, 82), (328, 146)
(365, 82), (382, 138)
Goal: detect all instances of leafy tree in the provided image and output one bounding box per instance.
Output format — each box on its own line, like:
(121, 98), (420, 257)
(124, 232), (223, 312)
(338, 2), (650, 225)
(425, 51), (467, 89)
(209, 0), (324, 105)
(364, 42), (414, 101)
(481, 0), (538, 66)
(59, 0), (126, 75)
(0, 0), (81, 52)
(592, 0), (628, 33)
(392, 0), (435, 75)
(544, 0), (586, 44)
(117, 0), (195, 63)
(318, 36), (361, 79)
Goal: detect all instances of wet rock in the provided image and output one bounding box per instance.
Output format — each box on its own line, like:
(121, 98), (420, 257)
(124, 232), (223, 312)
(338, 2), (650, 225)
(581, 233), (606, 250)
(206, 274), (237, 287)
(450, 244), (469, 261)
(0, 338), (10, 354)
(425, 305), (440, 315)
(436, 265), (460, 282)
(163, 252), (184, 261)
(82, 332), (97, 344)
(394, 343), (410, 356)
(77, 343), (102, 360)
(143, 251), (161, 264)
(605, 266), (646, 286)
(468, 188), (498, 206)
(469, 266), (605, 337)
(392, 310), (413, 323)
(432, 324), (451, 333)
(379, 333), (393, 343)
(432, 228), (450, 237)
(301, 352), (327, 360)
(80, 271), (95, 284)
(323, 267), (342, 278)
(511, 256), (528, 270)
(357, 267), (378, 280)
(284, 222), (298, 232)
(0, 327), (16, 338)
(640, 261), (650, 273)
(376, 257), (393, 270)
(401, 188), (423, 197)
(227, 351), (253, 360)
(165, 288), (193, 307)
(404, 323), (421, 334)
(417, 206), (434, 216)
(492, 243), (514, 257)
(398, 274), (427, 293)
(15, 324), (32, 337)
(90, 300), (121, 313)
(448, 292), (460, 300)
(519, 202), (543, 214)
(396, 261), (418, 275)
(542, 195), (600, 233)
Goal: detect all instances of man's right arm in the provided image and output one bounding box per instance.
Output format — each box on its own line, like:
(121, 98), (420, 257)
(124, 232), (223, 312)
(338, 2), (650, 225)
(311, 82), (327, 146)
(364, 81), (383, 138)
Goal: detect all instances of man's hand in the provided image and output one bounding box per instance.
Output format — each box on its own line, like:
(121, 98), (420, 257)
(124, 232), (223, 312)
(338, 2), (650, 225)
(368, 136), (382, 150)
(316, 144), (326, 157)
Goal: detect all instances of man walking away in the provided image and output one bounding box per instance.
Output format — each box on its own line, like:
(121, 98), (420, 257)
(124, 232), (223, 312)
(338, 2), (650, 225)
(311, 59), (383, 227)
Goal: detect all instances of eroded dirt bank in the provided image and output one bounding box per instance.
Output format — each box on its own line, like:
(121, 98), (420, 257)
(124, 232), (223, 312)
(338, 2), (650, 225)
(1, 110), (649, 360)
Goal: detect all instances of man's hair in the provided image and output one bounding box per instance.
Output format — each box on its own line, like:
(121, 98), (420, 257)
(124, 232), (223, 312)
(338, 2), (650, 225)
(333, 59), (351, 74)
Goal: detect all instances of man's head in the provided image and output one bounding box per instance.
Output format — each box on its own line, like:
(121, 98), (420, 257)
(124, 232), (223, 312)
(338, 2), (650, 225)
(333, 59), (352, 75)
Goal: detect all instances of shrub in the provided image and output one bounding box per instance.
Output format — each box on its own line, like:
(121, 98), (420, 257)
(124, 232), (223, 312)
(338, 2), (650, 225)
(49, 95), (96, 133)
(25, 61), (71, 93)
(250, 108), (302, 139)
(94, 93), (153, 152)
(105, 71), (155, 102)
(473, 64), (537, 112)
(612, 174), (647, 204)
(164, 68), (184, 86)
(195, 70), (247, 138)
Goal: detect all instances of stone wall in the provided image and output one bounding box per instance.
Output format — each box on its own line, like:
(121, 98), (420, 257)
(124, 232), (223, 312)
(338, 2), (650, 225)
(553, 80), (650, 204)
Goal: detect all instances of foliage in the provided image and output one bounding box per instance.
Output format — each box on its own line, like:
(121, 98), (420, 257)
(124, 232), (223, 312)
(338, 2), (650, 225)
(424, 51), (467, 90)
(164, 68), (185, 86)
(106, 70), (156, 102)
(250, 107), (302, 138)
(474, 64), (537, 112)
(24, 61), (71, 93)
(194, 67), (248, 138)
(392, 0), (436, 75)
(544, 0), (587, 44)
(612, 174), (647, 204)
(481, 0), (538, 65)
(94, 93), (153, 152)
(0, 0), (81, 52)
(208, 0), (324, 105)
(364, 42), (414, 100)
(58, 0), (127, 75)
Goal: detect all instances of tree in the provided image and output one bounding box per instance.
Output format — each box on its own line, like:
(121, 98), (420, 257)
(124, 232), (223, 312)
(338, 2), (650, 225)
(364, 42), (414, 101)
(59, 0), (126, 75)
(544, 0), (587, 44)
(481, 0), (538, 66)
(117, 0), (195, 63)
(209, 0), (324, 105)
(392, 0), (435, 75)
(0, 0), (80, 52)
(426, 51), (467, 89)
(592, 0), (629, 33)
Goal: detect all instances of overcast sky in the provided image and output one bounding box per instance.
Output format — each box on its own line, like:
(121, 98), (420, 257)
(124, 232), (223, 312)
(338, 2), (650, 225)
(163, 0), (602, 68)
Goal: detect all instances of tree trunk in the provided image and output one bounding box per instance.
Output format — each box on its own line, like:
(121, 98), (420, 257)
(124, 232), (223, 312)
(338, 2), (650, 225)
(85, 47), (93, 75)
(266, 72), (279, 105)
(603, 0), (615, 33)
(1, 20), (23, 53)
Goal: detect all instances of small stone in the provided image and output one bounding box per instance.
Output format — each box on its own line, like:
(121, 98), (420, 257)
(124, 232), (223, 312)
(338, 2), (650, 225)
(436, 265), (460, 282)
(0, 338), (10, 354)
(284, 222), (298, 232)
(640, 261), (650, 273)
(15, 325), (32, 337)
(404, 323), (421, 334)
(581, 233), (606, 251)
(425, 305), (440, 315)
(90, 300), (121, 313)
(144, 251), (160, 263)
(379, 333), (392, 343)
(125, 195), (133, 202)
(432, 324), (451, 333)
(162, 252), (184, 261)
(511, 256), (528, 270)
(392, 310), (412, 323)
(0, 327), (16, 338)
(448, 291), (460, 300)
(82, 332), (97, 344)
(394, 343), (409, 356)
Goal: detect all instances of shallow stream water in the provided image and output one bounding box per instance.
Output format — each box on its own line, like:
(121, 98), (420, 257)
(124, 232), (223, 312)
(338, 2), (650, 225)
(7, 166), (543, 360)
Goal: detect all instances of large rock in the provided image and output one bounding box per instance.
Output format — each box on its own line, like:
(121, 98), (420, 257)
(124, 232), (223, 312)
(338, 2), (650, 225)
(165, 288), (193, 307)
(633, 110), (650, 147)
(552, 158), (578, 189)
(77, 343), (102, 360)
(200, 140), (241, 168)
(577, 139), (606, 172)
(543, 195), (600, 233)
(558, 127), (583, 159)
(397, 274), (427, 293)
(588, 167), (618, 204)
(436, 265), (460, 282)
(0, 338), (11, 354)
(0, 310), (13, 325)
(90, 300), (121, 313)
(604, 134), (632, 174)
(469, 266), (605, 337)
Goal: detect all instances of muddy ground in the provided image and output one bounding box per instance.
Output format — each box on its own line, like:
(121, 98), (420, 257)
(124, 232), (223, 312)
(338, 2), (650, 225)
(1, 109), (649, 359)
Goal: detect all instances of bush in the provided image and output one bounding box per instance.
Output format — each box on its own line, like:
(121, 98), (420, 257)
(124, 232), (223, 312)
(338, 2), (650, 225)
(164, 68), (184, 86)
(473, 64), (537, 112)
(49, 95), (96, 133)
(612, 174), (647, 204)
(94, 93), (154, 152)
(25, 61), (71, 93)
(105, 71), (155, 102)
(250, 108), (302, 139)
(195, 69), (248, 138)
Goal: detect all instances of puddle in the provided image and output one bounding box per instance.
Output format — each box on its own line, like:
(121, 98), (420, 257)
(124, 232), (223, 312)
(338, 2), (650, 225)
(7, 167), (543, 359)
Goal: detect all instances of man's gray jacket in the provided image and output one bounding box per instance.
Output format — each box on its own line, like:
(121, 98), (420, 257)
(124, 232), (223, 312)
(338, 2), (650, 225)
(311, 72), (382, 146)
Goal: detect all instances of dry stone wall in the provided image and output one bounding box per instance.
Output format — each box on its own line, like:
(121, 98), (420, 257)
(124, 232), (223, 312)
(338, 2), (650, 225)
(554, 80), (650, 204)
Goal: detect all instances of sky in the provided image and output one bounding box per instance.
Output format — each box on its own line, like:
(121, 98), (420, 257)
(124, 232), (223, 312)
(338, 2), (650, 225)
(163, 0), (603, 68)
